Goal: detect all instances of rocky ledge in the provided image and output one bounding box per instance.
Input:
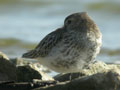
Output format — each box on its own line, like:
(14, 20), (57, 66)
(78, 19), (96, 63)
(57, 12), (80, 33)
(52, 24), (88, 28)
(0, 51), (120, 90)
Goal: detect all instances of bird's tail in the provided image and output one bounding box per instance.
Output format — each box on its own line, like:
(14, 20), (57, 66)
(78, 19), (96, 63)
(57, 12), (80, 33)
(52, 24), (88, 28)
(22, 50), (38, 59)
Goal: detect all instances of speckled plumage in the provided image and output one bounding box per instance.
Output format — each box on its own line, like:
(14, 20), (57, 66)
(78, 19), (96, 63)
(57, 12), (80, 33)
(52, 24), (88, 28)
(22, 12), (102, 73)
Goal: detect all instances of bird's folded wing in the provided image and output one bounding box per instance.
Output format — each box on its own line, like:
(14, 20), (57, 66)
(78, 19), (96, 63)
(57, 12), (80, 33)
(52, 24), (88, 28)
(22, 28), (63, 58)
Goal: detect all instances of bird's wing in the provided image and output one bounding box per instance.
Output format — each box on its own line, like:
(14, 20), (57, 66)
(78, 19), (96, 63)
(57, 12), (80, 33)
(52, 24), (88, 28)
(22, 28), (64, 58)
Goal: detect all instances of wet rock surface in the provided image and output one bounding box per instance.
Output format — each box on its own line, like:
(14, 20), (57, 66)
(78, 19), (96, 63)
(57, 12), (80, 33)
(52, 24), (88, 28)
(54, 61), (120, 82)
(16, 64), (54, 82)
(16, 65), (42, 82)
(0, 52), (120, 90)
(10, 58), (31, 66)
(10, 57), (51, 73)
(34, 70), (120, 90)
(0, 52), (17, 81)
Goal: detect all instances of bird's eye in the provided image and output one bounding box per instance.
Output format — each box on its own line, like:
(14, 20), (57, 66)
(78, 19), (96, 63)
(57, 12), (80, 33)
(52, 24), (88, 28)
(67, 20), (72, 24)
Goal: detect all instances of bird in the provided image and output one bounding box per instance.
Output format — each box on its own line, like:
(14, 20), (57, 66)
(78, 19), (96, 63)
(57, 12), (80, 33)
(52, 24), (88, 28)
(22, 12), (102, 73)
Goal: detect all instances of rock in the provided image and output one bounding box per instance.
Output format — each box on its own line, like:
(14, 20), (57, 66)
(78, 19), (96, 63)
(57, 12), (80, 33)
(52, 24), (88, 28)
(10, 58), (51, 73)
(0, 52), (17, 81)
(33, 70), (120, 90)
(0, 52), (9, 60)
(35, 63), (51, 73)
(16, 64), (54, 82)
(10, 57), (53, 82)
(0, 80), (57, 90)
(0, 59), (120, 90)
(54, 72), (85, 82)
(10, 58), (31, 66)
(54, 61), (120, 82)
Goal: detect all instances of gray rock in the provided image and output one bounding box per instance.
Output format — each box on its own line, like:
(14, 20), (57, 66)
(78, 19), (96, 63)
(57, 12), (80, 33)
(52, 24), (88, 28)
(10, 58), (31, 66)
(54, 72), (85, 82)
(10, 58), (51, 73)
(33, 69), (120, 90)
(54, 61), (120, 82)
(0, 80), (57, 90)
(10, 57), (53, 82)
(16, 64), (54, 82)
(0, 52), (9, 60)
(32, 61), (120, 90)
(0, 52), (17, 81)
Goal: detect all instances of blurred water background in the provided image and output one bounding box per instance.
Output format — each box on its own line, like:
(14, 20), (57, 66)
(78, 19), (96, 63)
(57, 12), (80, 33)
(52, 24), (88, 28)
(0, 0), (120, 64)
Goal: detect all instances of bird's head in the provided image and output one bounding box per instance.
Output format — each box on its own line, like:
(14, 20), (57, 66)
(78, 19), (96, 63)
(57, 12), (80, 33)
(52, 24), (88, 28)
(64, 12), (96, 32)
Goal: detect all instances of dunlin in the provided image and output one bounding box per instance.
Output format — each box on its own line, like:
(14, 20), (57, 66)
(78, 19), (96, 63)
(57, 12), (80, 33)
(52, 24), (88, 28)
(22, 12), (102, 73)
